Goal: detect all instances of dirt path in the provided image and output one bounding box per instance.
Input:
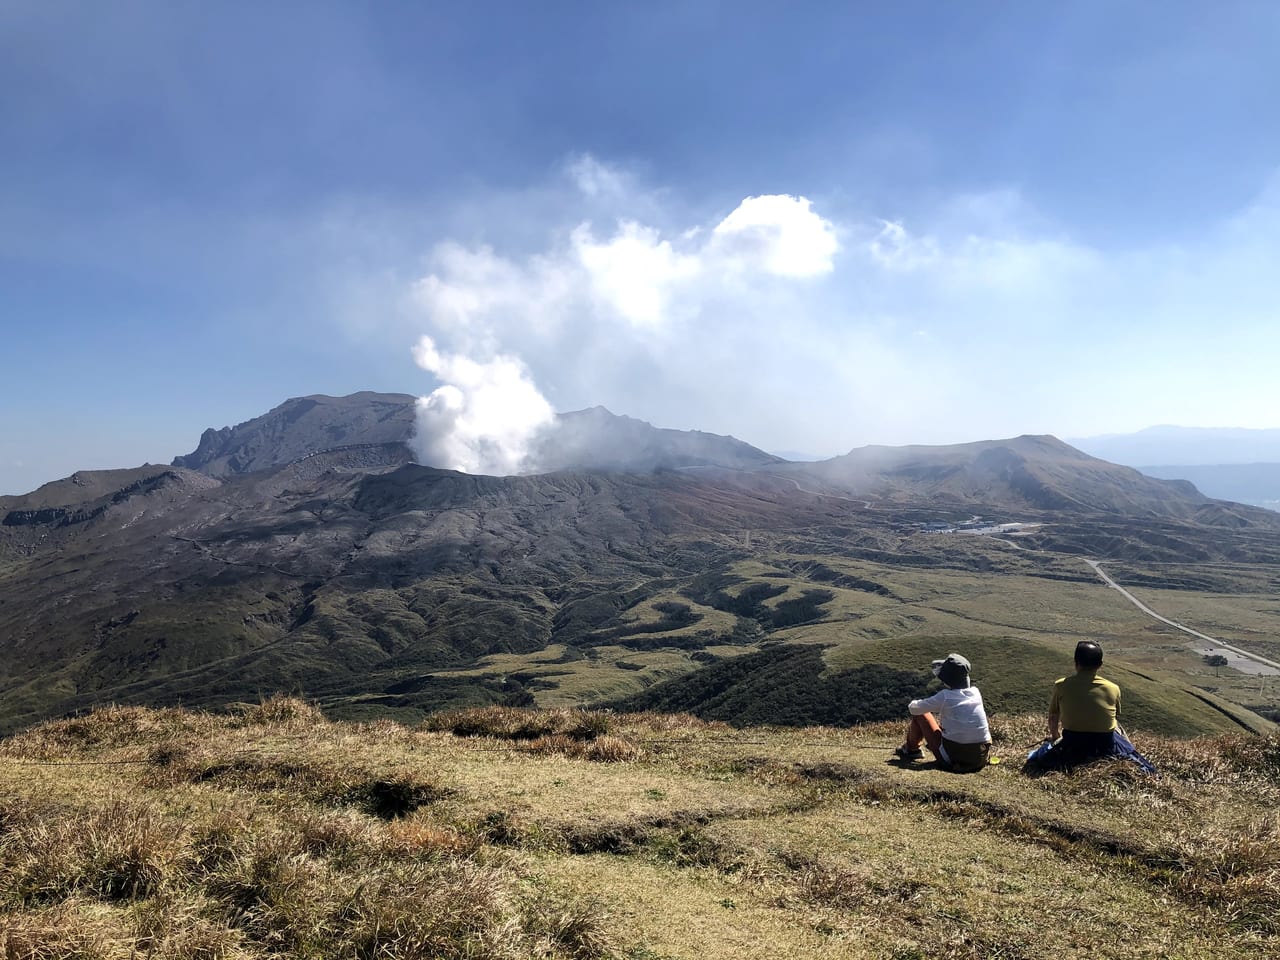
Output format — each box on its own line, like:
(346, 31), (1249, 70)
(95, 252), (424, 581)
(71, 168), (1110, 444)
(1085, 558), (1280, 676)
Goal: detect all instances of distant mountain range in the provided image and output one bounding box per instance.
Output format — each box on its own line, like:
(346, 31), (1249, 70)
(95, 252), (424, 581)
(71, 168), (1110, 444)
(1072, 426), (1280, 510)
(1136, 463), (1280, 511)
(1071, 425), (1280, 465)
(795, 434), (1222, 519)
(4, 392), (1279, 733)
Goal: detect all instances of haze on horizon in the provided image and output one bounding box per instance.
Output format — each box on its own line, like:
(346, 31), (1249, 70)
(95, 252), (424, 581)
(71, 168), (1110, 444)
(4, 2), (1280, 493)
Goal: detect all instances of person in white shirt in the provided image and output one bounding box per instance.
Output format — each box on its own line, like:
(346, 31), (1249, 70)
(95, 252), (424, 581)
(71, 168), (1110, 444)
(893, 652), (992, 772)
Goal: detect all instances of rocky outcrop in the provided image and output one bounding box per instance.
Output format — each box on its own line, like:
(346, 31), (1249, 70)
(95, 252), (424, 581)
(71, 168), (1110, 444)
(171, 393), (419, 477)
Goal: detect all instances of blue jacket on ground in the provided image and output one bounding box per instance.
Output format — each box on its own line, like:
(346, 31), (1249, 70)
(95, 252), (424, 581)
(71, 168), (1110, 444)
(1025, 729), (1157, 775)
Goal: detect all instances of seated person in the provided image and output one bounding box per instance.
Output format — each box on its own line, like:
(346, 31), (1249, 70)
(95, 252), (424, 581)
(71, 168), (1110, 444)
(894, 653), (992, 772)
(1025, 640), (1155, 774)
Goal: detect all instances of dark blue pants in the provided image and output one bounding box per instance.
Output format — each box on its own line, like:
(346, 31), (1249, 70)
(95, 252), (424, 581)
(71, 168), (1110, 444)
(1025, 729), (1156, 774)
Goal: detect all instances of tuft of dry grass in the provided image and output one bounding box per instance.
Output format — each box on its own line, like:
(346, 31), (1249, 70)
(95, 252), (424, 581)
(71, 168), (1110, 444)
(1158, 813), (1280, 933)
(0, 898), (120, 960)
(382, 818), (473, 859)
(289, 809), (380, 862)
(0, 799), (184, 905)
(337, 861), (518, 959)
(774, 852), (870, 911)
(517, 734), (642, 763)
(425, 707), (615, 743)
(521, 892), (617, 960)
(0, 705), (212, 758)
(127, 891), (247, 959)
(623, 711), (728, 735)
(232, 695), (326, 730)
(144, 742), (454, 819)
(986, 712), (1045, 749)
(201, 829), (334, 953)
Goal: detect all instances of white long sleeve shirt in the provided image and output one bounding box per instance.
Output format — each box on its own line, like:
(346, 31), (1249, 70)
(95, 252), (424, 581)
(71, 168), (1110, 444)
(908, 687), (991, 744)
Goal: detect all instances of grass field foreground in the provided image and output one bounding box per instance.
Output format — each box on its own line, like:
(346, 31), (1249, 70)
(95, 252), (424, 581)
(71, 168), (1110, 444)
(1, 698), (1278, 959)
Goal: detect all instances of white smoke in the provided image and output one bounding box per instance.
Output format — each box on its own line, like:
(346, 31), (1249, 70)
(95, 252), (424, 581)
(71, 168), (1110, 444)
(407, 177), (842, 474)
(410, 335), (555, 475)
(366, 158), (1280, 463)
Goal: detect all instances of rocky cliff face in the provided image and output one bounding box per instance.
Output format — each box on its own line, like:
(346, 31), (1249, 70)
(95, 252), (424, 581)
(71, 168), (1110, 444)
(172, 393), (419, 477)
(172, 426), (235, 471)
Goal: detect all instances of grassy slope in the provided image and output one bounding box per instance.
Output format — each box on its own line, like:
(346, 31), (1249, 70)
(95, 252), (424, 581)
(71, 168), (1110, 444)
(2, 701), (1278, 959)
(436, 548), (1278, 733)
(825, 635), (1268, 736)
(6, 495), (1280, 737)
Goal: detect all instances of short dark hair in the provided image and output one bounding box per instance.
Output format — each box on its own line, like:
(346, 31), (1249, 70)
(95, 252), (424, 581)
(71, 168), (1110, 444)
(1074, 640), (1104, 670)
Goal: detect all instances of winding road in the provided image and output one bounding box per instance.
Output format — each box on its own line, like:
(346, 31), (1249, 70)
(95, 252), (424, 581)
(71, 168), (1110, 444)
(1085, 559), (1280, 676)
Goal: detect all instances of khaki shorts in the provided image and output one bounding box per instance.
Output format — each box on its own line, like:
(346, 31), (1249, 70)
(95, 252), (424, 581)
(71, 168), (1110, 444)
(941, 738), (990, 772)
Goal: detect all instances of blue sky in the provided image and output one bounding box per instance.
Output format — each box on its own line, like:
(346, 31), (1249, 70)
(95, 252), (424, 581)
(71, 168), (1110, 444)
(3, 1), (1279, 491)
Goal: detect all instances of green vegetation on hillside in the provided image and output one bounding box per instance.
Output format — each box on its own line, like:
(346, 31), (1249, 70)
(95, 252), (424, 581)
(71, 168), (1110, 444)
(7, 436), (1280, 736)
(614, 636), (1264, 738)
(825, 635), (1268, 736)
(611, 646), (929, 727)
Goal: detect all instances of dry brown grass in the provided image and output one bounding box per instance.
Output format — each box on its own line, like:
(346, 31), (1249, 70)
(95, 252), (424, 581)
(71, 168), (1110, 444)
(1, 898), (121, 960)
(0, 705), (213, 757)
(3, 704), (1280, 958)
(1158, 813), (1280, 933)
(0, 798), (185, 905)
(517, 734), (643, 763)
(232, 695), (327, 730)
(424, 706), (615, 743)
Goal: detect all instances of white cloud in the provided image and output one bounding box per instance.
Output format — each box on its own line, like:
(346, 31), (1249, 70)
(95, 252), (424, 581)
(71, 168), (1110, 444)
(406, 172), (855, 473)
(572, 220), (701, 327)
(395, 156), (1280, 463)
(412, 242), (576, 345)
(567, 153), (629, 199)
(412, 187), (838, 343)
(868, 219), (938, 271)
(711, 194), (839, 276)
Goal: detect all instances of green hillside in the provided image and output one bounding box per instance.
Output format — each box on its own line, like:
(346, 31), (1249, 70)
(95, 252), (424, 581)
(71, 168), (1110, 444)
(825, 635), (1271, 736)
(616, 636), (1269, 738)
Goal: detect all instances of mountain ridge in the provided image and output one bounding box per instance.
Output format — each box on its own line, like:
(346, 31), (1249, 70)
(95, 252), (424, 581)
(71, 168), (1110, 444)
(172, 392), (420, 477)
(1073, 424), (1280, 466)
(4, 392), (1280, 734)
(792, 433), (1225, 519)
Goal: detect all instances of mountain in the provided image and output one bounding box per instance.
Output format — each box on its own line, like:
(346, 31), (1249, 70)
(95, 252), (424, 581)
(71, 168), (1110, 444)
(1068, 426), (1280, 511)
(172, 392), (419, 477)
(1072, 425), (1280, 466)
(529, 406), (783, 473)
(171, 393), (781, 477)
(0, 456), (849, 732)
(1138, 463), (1280, 511)
(792, 434), (1236, 519)
(4, 396), (1280, 735)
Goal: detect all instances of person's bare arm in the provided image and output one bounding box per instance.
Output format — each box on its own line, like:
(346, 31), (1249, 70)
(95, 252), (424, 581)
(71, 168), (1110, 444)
(1047, 712), (1060, 739)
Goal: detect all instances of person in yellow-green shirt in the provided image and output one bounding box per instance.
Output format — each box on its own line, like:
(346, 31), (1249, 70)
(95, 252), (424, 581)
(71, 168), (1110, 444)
(1024, 640), (1156, 774)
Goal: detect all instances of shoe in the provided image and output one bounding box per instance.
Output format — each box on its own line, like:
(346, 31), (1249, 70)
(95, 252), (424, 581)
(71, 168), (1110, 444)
(894, 746), (924, 761)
